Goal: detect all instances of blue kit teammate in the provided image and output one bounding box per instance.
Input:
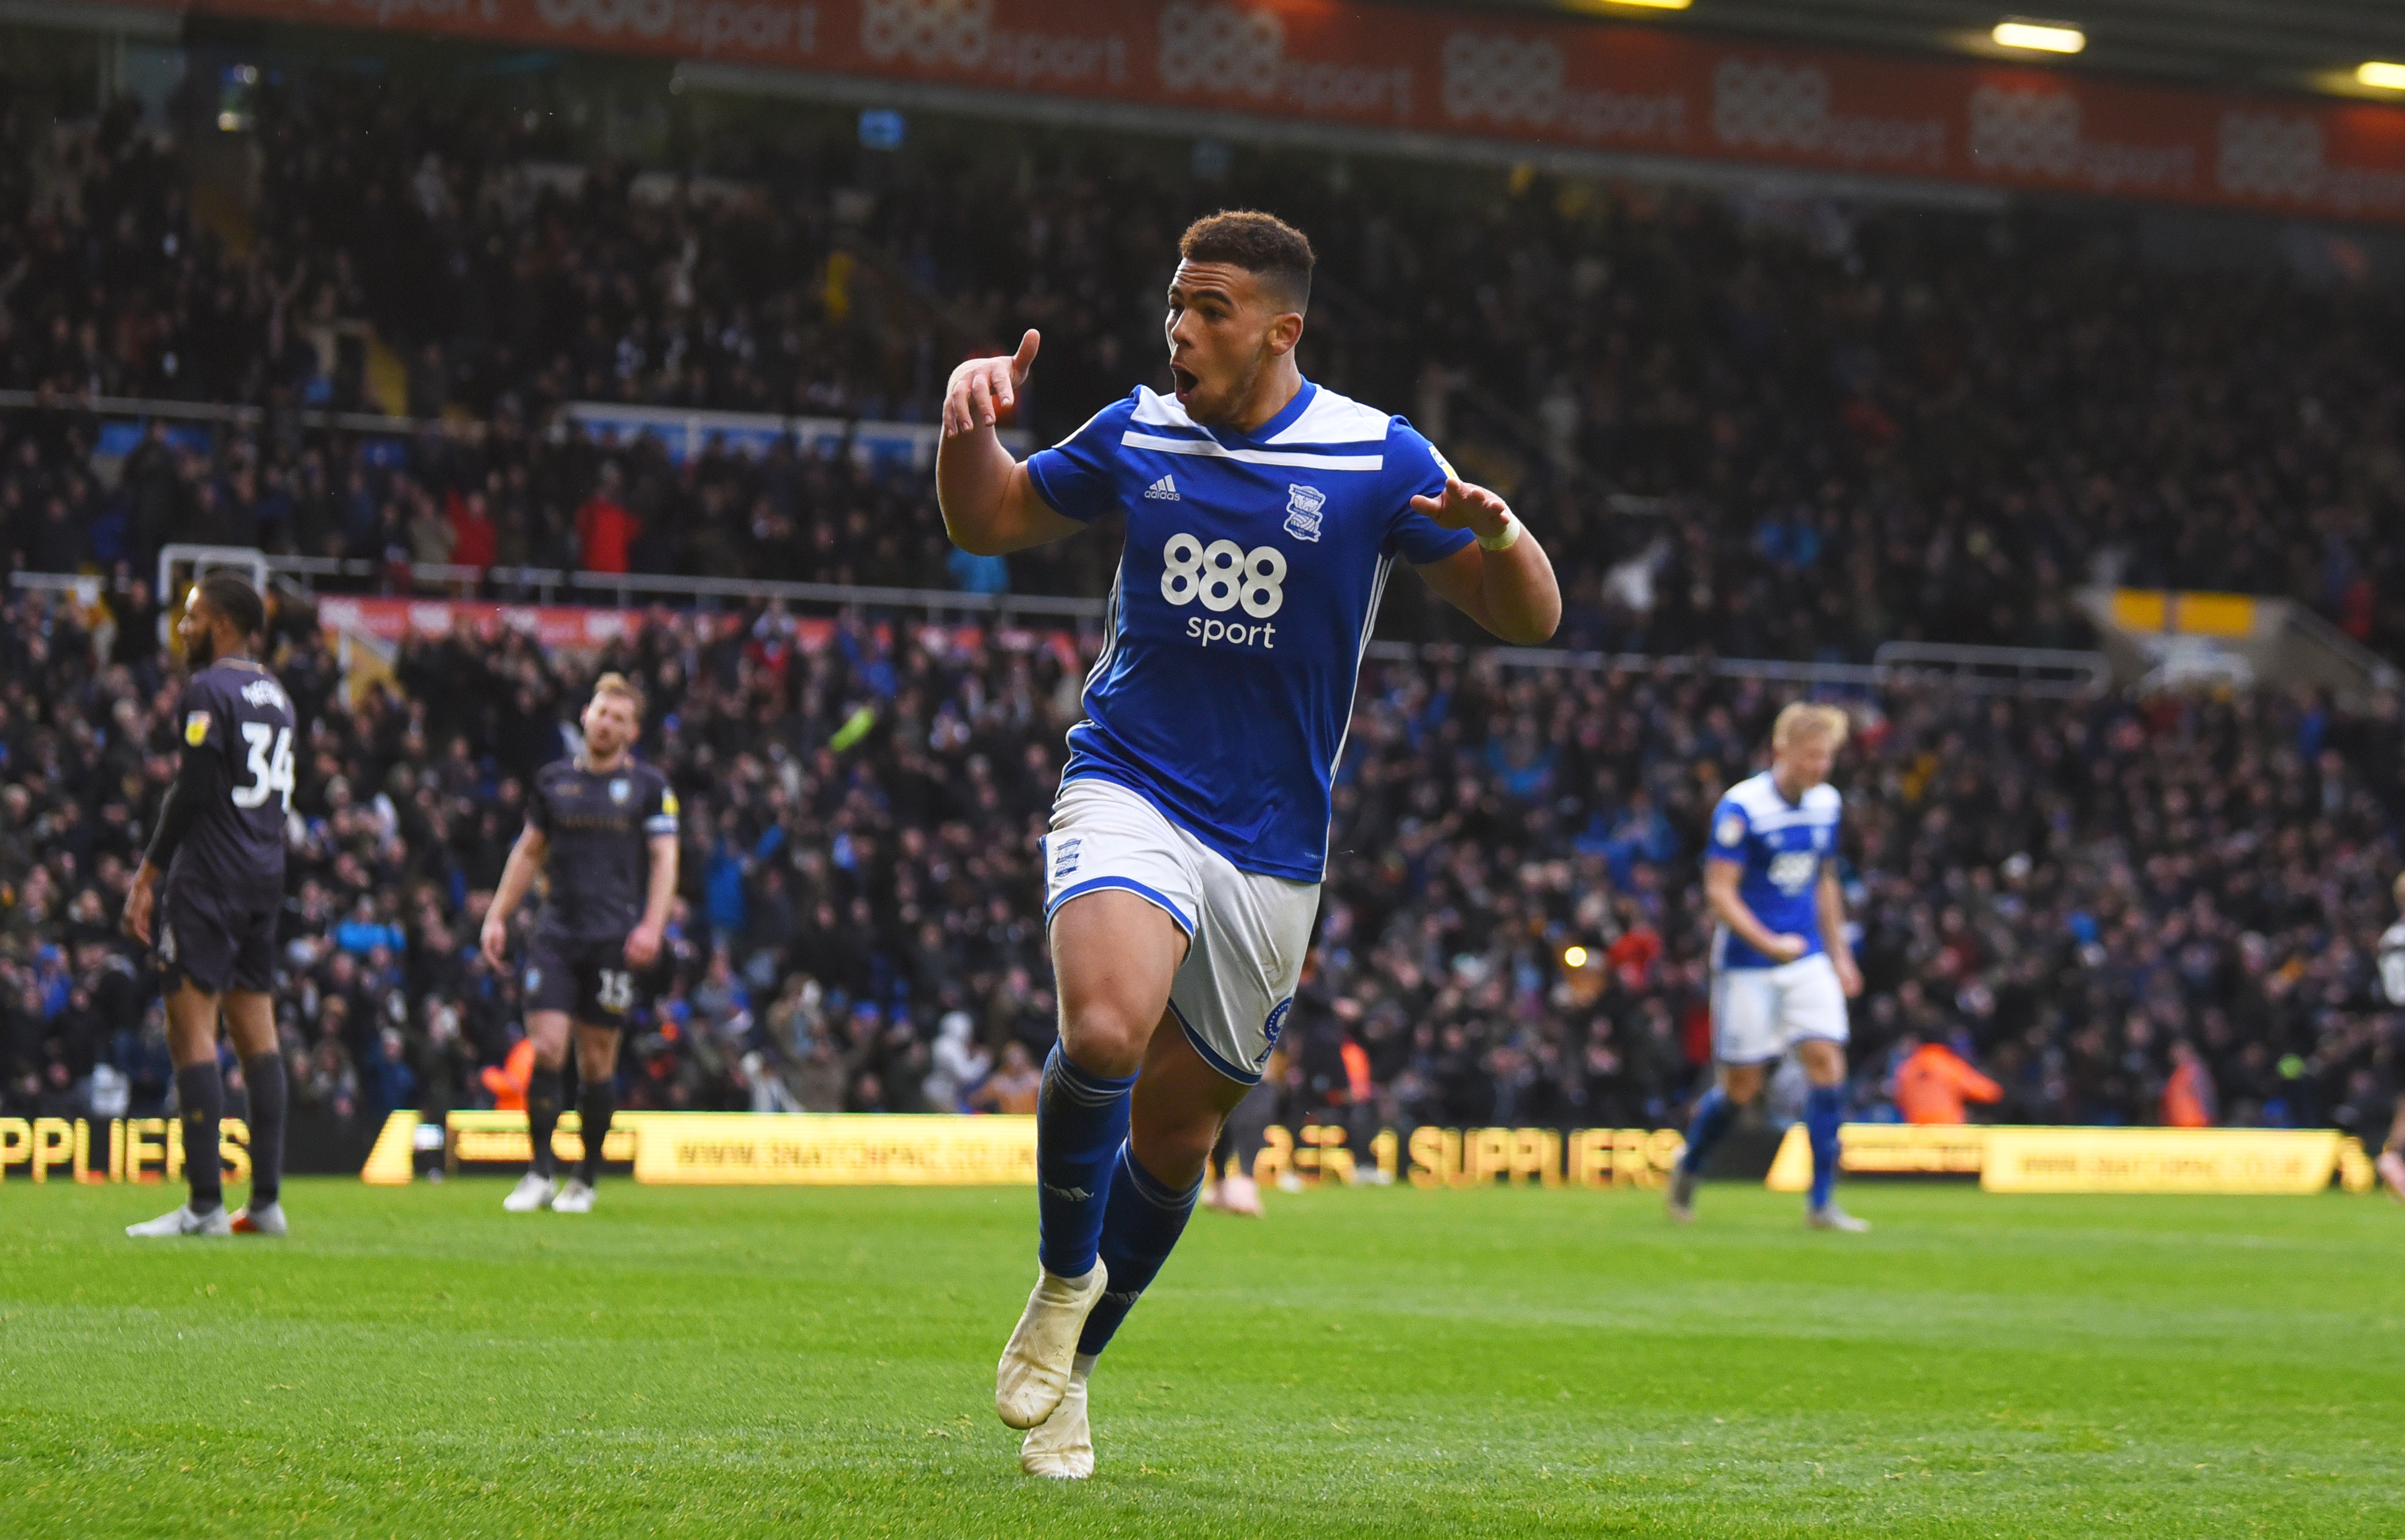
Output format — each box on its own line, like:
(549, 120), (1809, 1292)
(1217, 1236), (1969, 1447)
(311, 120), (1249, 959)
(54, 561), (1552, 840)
(1668, 702), (1869, 1232)
(936, 210), (1561, 1478)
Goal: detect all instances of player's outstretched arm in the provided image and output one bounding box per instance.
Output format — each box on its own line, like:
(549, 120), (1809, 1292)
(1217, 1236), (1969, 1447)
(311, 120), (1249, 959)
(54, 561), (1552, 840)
(480, 823), (548, 968)
(1409, 477), (1562, 646)
(937, 329), (1083, 557)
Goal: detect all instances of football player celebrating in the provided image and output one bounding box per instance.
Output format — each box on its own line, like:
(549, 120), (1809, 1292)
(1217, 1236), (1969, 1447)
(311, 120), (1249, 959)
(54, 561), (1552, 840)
(1667, 702), (1869, 1232)
(938, 210), (1559, 1478)
(2375, 873), (2405, 1201)
(123, 574), (297, 1238)
(481, 673), (679, 1214)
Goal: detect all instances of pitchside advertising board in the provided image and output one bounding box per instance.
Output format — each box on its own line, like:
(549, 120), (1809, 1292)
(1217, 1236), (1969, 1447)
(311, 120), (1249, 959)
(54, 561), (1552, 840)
(188, 0), (2405, 227)
(0, 1114), (2377, 1193)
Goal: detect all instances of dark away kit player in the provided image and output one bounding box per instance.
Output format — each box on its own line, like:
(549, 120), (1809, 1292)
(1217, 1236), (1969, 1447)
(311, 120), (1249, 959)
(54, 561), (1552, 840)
(937, 210), (1562, 1478)
(122, 574), (295, 1238)
(481, 673), (679, 1214)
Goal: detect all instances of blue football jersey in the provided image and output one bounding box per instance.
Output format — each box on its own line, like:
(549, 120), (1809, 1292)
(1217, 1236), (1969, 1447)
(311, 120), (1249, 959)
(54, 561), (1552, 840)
(1706, 772), (1842, 970)
(1025, 379), (1474, 882)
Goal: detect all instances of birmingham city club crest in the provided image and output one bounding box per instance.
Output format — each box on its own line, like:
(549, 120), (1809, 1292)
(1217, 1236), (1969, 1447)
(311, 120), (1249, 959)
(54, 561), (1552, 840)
(1284, 484), (1326, 542)
(609, 777), (632, 805)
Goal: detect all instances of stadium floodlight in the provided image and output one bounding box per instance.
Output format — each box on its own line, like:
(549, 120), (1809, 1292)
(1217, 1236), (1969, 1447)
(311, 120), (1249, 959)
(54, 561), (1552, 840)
(2359, 61), (2405, 91)
(1563, 945), (1590, 968)
(1992, 18), (2086, 53)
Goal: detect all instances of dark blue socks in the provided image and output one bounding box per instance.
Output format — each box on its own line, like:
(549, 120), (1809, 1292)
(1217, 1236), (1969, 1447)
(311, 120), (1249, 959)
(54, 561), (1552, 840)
(1806, 1084), (1846, 1209)
(241, 1052), (287, 1208)
(1036, 1046), (1136, 1279)
(1679, 1085), (1736, 1176)
(177, 1061), (224, 1214)
(1078, 1142), (1201, 1358)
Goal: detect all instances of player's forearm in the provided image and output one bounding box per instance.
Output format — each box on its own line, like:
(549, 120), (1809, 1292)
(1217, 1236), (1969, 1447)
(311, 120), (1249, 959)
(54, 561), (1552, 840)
(1817, 875), (1855, 966)
(1474, 532), (1561, 646)
(1706, 876), (1784, 954)
(641, 840), (678, 930)
(935, 429), (1026, 556)
(489, 845), (540, 926)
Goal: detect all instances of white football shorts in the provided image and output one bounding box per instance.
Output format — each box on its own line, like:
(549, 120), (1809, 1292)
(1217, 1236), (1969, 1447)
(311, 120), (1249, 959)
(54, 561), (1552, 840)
(1710, 953), (1850, 1065)
(1042, 776), (1319, 1085)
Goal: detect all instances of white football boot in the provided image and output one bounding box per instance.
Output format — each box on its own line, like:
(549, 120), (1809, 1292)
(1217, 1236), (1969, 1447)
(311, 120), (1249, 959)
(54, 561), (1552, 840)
(1020, 1372), (1095, 1479)
(1807, 1203), (1871, 1232)
(126, 1203), (232, 1238)
(231, 1201), (286, 1236)
(550, 1177), (596, 1214)
(1664, 1167), (1698, 1225)
(994, 1262), (1108, 1430)
(503, 1172), (559, 1213)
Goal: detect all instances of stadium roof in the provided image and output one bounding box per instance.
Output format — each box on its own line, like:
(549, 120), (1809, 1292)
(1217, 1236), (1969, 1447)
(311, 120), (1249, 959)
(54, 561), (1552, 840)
(1468, 1), (2405, 100)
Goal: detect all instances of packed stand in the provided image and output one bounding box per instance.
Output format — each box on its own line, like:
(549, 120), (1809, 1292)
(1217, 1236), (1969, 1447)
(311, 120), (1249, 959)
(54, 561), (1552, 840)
(6, 70), (2405, 660)
(5, 578), (2401, 1147)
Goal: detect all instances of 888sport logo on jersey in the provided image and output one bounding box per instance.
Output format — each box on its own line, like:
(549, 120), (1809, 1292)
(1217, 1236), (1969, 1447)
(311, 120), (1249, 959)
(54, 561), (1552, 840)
(1160, 532), (1287, 651)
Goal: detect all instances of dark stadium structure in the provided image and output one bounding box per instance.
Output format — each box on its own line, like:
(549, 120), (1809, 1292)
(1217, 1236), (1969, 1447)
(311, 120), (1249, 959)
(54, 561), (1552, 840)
(3, 6), (2404, 1163)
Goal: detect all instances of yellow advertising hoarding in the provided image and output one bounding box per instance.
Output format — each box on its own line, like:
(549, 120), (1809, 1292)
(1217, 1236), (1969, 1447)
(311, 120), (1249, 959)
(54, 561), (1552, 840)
(1767, 1122), (2370, 1195)
(0, 1116), (250, 1184)
(630, 1113), (1037, 1185)
(1979, 1127), (2345, 1195)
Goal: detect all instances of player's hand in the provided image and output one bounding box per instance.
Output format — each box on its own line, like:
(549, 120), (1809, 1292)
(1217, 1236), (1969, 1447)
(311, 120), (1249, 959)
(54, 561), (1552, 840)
(1833, 952), (1865, 997)
(1408, 476), (1512, 543)
(624, 921), (664, 970)
(479, 913), (509, 971)
(943, 329), (1039, 437)
(1767, 933), (1809, 963)
(120, 865), (157, 946)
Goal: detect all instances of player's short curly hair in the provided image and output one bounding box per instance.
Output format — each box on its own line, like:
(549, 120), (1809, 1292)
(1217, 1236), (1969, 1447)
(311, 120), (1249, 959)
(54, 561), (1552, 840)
(193, 571), (265, 639)
(1179, 210), (1314, 313)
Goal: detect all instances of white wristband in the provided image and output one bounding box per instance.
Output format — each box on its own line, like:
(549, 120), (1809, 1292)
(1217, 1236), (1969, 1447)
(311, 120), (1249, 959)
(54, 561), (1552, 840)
(1475, 512), (1521, 552)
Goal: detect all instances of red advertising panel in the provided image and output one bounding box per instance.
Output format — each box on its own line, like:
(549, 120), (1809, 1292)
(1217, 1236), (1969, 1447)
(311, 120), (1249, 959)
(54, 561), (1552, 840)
(188, 0), (2405, 224)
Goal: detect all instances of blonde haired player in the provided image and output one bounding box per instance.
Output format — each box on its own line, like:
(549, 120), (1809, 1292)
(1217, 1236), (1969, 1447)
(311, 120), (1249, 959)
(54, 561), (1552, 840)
(2377, 873), (2405, 1201)
(1668, 702), (1868, 1230)
(481, 673), (679, 1214)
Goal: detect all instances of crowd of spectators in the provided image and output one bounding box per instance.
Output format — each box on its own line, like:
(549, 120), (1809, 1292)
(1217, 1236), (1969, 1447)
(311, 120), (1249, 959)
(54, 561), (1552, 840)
(6, 67), (2405, 661)
(5, 576), (2401, 1151)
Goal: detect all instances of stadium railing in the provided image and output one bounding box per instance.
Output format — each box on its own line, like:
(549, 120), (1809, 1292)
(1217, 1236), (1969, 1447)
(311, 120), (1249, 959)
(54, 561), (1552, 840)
(20, 558), (2111, 698)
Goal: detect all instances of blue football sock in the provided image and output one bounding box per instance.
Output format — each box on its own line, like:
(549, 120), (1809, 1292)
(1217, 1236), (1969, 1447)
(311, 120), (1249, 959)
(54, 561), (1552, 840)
(1076, 1142), (1200, 1359)
(1035, 1045), (1136, 1279)
(1806, 1084), (1846, 1209)
(1679, 1085), (1738, 1176)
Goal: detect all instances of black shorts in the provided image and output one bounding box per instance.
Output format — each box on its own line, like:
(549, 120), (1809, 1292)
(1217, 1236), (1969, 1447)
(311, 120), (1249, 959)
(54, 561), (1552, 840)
(524, 935), (653, 1028)
(159, 878), (279, 996)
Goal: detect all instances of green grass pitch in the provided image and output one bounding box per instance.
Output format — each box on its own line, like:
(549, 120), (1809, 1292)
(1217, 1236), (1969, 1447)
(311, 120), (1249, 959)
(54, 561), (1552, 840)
(2, 1177), (2399, 1538)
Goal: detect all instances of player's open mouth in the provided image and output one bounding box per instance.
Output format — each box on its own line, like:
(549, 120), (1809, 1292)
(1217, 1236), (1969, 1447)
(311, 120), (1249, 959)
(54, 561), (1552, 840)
(1170, 364), (1198, 400)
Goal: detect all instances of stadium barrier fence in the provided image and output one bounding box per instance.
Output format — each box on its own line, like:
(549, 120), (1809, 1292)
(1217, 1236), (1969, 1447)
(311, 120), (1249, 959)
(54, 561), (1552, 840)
(17, 561), (2111, 698)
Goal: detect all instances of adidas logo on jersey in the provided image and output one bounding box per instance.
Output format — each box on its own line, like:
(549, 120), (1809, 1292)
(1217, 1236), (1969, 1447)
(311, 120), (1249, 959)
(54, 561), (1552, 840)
(1143, 475), (1179, 500)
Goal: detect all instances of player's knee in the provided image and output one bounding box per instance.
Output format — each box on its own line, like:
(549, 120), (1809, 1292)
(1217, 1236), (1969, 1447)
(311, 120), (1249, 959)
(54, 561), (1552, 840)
(1059, 1001), (1152, 1077)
